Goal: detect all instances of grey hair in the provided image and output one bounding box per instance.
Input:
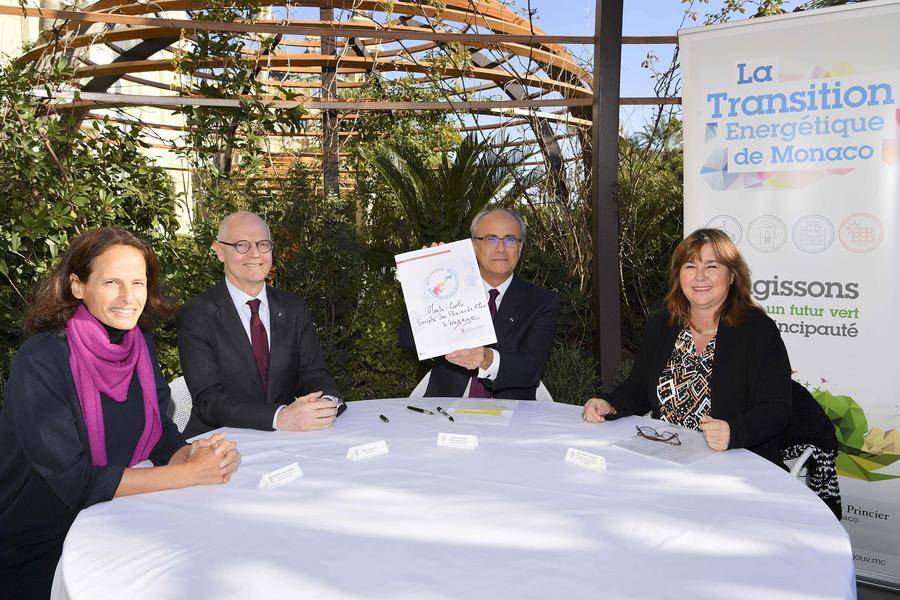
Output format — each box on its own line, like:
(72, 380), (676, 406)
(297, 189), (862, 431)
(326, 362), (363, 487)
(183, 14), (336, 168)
(470, 207), (527, 243)
(217, 211), (272, 241)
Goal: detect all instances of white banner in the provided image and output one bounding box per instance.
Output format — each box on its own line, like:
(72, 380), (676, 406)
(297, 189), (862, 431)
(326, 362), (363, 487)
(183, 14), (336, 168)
(681, 0), (900, 587)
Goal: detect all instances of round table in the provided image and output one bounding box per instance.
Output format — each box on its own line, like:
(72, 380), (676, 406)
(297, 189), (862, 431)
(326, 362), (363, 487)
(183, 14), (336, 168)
(53, 399), (855, 599)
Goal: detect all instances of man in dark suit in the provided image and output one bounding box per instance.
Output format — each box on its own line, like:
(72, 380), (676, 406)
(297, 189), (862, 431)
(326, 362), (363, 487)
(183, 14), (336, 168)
(178, 211), (344, 437)
(400, 208), (559, 400)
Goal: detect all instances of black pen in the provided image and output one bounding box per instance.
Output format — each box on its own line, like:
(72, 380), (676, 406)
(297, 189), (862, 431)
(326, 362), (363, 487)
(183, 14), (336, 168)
(379, 414), (390, 423)
(436, 406), (455, 422)
(407, 405), (436, 416)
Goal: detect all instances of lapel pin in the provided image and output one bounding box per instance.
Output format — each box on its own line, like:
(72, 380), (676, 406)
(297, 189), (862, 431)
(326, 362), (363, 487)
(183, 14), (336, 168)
(277, 312), (283, 317)
(509, 317), (515, 322)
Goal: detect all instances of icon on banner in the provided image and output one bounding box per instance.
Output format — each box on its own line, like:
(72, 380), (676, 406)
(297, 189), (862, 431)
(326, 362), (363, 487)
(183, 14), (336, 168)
(840, 213), (883, 253)
(705, 215), (742, 245)
(748, 215), (787, 253)
(792, 215), (834, 253)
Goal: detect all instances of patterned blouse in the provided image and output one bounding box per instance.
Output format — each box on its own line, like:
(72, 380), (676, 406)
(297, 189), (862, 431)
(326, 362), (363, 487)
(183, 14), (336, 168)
(656, 327), (716, 430)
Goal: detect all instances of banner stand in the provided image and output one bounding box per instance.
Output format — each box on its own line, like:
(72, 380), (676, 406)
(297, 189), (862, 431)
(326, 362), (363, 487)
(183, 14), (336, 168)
(681, 0), (900, 590)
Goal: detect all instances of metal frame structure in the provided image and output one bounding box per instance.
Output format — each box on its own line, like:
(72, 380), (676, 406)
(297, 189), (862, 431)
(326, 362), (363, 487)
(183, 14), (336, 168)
(1, 0), (679, 388)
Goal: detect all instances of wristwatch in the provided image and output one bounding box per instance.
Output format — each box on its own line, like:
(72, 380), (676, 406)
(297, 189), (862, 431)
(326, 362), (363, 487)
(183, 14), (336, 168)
(322, 394), (347, 416)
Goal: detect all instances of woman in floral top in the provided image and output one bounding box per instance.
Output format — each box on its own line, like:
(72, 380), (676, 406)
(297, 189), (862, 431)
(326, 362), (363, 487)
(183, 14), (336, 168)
(582, 229), (791, 464)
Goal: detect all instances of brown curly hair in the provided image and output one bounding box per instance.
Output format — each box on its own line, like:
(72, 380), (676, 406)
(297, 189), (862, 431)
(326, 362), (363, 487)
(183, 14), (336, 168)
(665, 228), (762, 328)
(25, 228), (177, 333)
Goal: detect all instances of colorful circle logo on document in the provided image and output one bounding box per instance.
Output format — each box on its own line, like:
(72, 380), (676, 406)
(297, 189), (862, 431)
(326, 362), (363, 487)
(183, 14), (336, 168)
(426, 268), (459, 299)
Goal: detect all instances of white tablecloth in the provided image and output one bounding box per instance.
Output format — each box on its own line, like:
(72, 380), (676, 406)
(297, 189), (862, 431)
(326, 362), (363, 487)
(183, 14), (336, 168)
(53, 399), (855, 599)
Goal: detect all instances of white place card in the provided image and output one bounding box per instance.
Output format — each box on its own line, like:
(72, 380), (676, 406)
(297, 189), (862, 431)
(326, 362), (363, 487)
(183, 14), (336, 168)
(346, 440), (390, 461)
(258, 462), (303, 489)
(437, 432), (478, 449)
(564, 448), (607, 472)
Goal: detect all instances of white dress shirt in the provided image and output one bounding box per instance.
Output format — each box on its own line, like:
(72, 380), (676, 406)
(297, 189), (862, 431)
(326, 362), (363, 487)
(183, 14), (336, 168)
(463, 275), (513, 397)
(224, 277), (341, 429)
(224, 277), (271, 347)
(224, 278), (285, 427)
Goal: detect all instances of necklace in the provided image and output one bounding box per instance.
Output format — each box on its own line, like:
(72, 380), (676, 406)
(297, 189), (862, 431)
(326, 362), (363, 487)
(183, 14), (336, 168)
(690, 322), (718, 336)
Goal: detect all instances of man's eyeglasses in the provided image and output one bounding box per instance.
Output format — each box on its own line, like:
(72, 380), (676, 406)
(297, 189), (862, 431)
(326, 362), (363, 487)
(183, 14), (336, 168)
(217, 239), (275, 254)
(473, 235), (523, 249)
(635, 425), (681, 446)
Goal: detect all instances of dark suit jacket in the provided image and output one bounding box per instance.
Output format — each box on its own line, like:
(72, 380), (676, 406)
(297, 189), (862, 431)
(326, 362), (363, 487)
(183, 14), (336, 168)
(399, 274), (560, 400)
(607, 309), (791, 465)
(177, 280), (342, 437)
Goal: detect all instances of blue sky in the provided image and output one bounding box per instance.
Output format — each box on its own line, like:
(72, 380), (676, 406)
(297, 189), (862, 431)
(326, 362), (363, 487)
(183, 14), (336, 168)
(502, 0), (699, 132)
(529, 0), (804, 131)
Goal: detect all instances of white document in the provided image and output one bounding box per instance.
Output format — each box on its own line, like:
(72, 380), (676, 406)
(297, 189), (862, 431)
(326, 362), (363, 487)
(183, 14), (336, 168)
(564, 448), (607, 471)
(611, 426), (716, 466)
(447, 399), (517, 426)
(346, 440), (390, 461)
(258, 462), (303, 489)
(395, 240), (497, 360)
(437, 432), (479, 449)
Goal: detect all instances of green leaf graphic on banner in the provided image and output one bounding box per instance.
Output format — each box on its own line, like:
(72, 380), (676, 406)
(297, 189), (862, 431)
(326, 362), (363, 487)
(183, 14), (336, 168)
(811, 389), (868, 451)
(811, 387), (900, 481)
(836, 453), (900, 482)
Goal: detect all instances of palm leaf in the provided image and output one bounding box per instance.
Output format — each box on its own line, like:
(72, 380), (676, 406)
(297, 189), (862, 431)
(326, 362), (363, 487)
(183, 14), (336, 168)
(367, 134), (543, 245)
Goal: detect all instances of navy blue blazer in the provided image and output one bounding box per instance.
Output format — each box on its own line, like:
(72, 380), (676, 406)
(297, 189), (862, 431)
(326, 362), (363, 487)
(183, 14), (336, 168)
(606, 309), (792, 465)
(177, 280), (343, 437)
(400, 274), (560, 400)
(0, 331), (185, 569)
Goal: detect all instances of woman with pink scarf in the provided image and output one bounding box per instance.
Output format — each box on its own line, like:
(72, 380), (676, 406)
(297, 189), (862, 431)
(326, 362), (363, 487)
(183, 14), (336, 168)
(0, 228), (241, 598)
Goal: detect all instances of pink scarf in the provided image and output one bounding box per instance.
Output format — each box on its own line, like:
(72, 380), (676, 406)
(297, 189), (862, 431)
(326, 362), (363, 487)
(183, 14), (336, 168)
(66, 303), (162, 466)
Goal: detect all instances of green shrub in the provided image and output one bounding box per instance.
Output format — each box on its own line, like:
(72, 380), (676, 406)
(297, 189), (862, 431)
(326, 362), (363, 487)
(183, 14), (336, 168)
(0, 60), (181, 403)
(542, 344), (600, 406)
(345, 277), (425, 400)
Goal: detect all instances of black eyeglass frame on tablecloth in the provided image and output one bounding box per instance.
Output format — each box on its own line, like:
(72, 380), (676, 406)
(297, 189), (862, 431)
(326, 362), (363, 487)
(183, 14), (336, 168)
(635, 425), (682, 446)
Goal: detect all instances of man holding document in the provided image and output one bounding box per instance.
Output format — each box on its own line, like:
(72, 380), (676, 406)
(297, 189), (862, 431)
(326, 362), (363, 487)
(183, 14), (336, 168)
(399, 208), (559, 399)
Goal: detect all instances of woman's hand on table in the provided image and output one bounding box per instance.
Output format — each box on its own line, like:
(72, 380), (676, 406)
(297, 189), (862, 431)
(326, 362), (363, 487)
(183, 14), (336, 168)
(582, 398), (616, 423)
(699, 415), (730, 451)
(184, 433), (240, 485)
(117, 433), (240, 497)
(165, 432), (229, 466)
(184, 431), (228, 459)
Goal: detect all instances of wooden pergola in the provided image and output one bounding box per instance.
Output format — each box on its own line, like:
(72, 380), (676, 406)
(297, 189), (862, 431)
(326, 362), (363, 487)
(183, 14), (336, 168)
(1, 0), (678, 389)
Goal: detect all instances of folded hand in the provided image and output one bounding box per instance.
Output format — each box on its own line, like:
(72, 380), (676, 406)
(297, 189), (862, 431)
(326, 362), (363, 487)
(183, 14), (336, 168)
(278, 391), (338, 431)
(185, 433), (240, 485)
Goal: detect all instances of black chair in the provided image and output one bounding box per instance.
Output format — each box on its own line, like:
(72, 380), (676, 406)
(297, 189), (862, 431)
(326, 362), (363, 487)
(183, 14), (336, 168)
(781, 380), (842, 520)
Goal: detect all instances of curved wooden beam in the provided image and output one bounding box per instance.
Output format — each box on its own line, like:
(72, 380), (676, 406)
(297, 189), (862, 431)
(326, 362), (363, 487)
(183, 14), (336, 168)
(22, 24), (588, 92)
(6, 0), (607, 174)
(23, 3), (590, 51)
(71, 54), (591, 97)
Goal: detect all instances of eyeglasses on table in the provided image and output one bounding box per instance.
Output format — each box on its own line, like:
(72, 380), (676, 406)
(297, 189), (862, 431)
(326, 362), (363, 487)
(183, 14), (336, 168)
(635, 425), (682, 446)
